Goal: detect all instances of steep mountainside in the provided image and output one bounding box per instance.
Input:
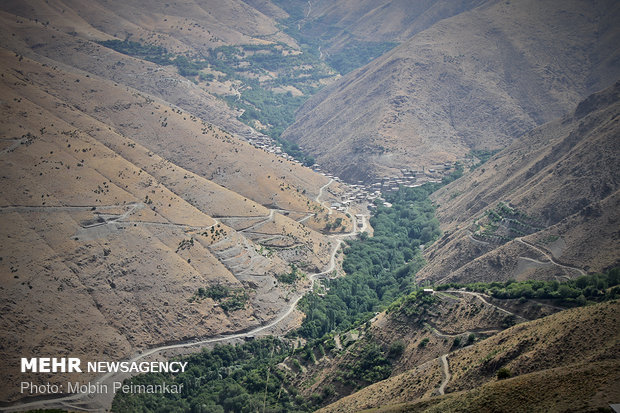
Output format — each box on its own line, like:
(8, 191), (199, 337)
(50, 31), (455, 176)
(0, 0), (295, 141)
(319, 299), (620, 412)
(1, 1), (618, 411)
(283, 289), (559, 409)
(271, 0), (485, 71)
(417, 82), (619, 285)
(282, 0), (620, 181)
(0, 1), (356, 403)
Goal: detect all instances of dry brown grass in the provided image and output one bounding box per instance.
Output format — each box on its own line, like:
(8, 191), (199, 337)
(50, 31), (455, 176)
(0, 14), (343, 400)
(320, 300), (620, 413)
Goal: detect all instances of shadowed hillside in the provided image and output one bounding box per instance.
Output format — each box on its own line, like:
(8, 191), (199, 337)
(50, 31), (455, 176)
(417, 82), (620, 285)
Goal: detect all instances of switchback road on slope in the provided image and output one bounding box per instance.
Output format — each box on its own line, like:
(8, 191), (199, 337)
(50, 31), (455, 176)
(515, 237), (585, 276)
(2, 180), (360, 413)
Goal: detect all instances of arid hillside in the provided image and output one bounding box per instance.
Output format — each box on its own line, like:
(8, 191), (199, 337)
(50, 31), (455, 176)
(282, 0), (620, 181)
(1, 1), (618, 411)
(318, 299), (620, 413)
(0, 1), (357, 403)
(268, 0), (485, 65)
(0, 0), (299, 141)
(416, 82), (619, 285)
(1, 0), (297, 52)
(281, 288), (560, 409)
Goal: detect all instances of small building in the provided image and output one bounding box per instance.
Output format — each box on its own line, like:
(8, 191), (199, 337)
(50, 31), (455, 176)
(423, 288), (434, 295)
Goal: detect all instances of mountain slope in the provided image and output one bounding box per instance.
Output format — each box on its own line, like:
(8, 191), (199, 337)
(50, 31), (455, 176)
(284, 288), (553, 408)
(416, 81), (620, 285)
(0, 2), (356, 402)
(0, 3), (269, 141)
(282, 0), (620, 181)
(318, 299), (620, 412)
(271, 0), (485, 64)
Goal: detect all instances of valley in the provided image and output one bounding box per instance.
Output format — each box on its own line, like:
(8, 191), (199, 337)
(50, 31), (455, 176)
(0, 1), (618, 412)
(4, 179), (365, 412)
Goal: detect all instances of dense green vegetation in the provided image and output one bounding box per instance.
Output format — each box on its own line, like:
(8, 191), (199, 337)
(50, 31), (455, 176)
(315, 289), (436, 393)
(271, 1), (398, 75)
(112, 337), (314, 413)
(440, 161), (464, 185)
(468, 149), (500, 170)
(113, 181), (446, 410)
(99, 39), (324, 166)
(471, 202), (543, 243)
(276, 264), (304, 285)
(387, 289), (438, 318)
(295, 184), (441, 340)
(209, 43), (329, 166)
(98, 39), (172, 65)
(436, 268), (620, 304)
(340, 341), (392, 384)
(111, 167), (465, 411)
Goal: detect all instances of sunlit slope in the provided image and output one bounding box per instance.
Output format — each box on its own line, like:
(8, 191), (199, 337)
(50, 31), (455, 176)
(285, 290), (529, 408)
(0, 44), (341, 402)
(283, 0), (620, 181)
(319, 300), (620, 412)
(1, 0), (297, 51)
(0, 7), (266, 141)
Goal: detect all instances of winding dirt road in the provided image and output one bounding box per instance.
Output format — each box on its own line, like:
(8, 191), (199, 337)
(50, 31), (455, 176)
(438, 354), (451, 395)
(317, 179), (334, 214)
(2, 179), (359, 413)
(444, 290), (528, 322)
(515, 237), (585, 276)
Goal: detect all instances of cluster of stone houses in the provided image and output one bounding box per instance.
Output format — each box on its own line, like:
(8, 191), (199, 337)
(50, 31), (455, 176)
(246, 135), (303, 164)
(325, 167), (450, 211)
(244, 134), (454, 212)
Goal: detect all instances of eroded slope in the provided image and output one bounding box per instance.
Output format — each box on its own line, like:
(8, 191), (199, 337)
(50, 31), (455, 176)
(0, 35), (345, 402)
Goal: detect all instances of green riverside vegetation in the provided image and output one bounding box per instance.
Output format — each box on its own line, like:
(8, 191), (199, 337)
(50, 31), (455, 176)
(191, 284), (248, 313)
(436, 268), (620, 305)
(467, 149), (500, 170)
(294, 184), (441, 340)
(112, 337), (312, 413)
(111, 183), (442, 412)
(111, 171), (613, 411)
(271, 1), (398, 74)
(99, 12), (400, 166)
(98, 39), (330, 166)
